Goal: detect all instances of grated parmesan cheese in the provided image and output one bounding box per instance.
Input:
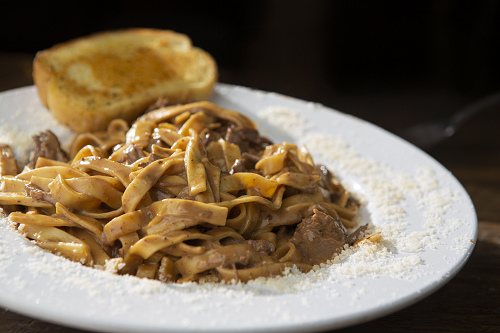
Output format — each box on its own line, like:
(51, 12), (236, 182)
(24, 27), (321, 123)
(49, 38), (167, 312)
(258, 106), (314, 137)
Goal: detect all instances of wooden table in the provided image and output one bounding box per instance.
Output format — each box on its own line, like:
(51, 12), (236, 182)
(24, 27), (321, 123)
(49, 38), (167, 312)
(0, 53), (499, 333)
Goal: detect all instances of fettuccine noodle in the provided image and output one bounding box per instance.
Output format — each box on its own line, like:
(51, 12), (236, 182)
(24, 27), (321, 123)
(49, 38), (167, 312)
(0, 101), (364, 283)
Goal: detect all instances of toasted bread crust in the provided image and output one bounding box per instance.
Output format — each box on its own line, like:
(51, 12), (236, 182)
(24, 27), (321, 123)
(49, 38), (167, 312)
(33, 29), (218, 133)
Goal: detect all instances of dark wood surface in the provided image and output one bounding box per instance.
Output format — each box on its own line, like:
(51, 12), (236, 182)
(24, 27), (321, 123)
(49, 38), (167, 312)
(0, 53), (499, 333)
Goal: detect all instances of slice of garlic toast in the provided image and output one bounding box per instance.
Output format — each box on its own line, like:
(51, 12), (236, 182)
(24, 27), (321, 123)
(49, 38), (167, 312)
(33, 29), (218, 133)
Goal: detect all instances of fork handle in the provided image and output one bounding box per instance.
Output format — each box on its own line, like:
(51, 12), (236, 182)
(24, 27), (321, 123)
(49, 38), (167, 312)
(451, 90), (500, 129)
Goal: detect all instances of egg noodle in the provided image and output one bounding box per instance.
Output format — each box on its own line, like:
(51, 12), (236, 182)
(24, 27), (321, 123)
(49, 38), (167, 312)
(0, 101), (362, 283)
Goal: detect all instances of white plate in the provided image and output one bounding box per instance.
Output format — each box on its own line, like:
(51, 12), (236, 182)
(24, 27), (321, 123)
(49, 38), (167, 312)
(0, 85), (477, 332)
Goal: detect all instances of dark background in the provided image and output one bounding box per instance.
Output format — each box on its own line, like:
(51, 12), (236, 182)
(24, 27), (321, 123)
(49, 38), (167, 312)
(1, 0), (500, 153)
(0, 1), (499, 332)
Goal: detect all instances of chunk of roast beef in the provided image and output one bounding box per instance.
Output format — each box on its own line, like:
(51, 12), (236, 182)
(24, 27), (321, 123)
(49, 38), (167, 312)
(290, 210), (369, 265)
(290, 209), (348, 265)
(28, 131), (69, 168)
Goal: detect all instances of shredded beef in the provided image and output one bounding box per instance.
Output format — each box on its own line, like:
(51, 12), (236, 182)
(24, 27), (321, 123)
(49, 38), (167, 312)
(225, 126), (259, 145)
(347, 224), (368, 245)
(0, 144), (18, 176)
(201, 132), (212, 147)
(149, 187), (174, 202)
(122, 144), (144, 164)
(201, 124), (228, 147)
(315, 164), (336, 194)
(0, 205), (22, 215)
(248, 239), (276, 255)
(0, 144), (21, 212)
(242, 152), (261, 163)
(28, 131), (68, 168)
(224, 125), (272, 153)
(346, 195), (361, 208)
(144, 96), (170, 113)
(229, 159), (246, 174)
(145, 153), (161, 166)
(221, 238), (276, 256)
(25, 183), (57, 205)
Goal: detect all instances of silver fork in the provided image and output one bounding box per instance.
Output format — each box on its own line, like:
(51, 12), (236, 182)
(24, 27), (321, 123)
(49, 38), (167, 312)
(397, 91), (500, 149)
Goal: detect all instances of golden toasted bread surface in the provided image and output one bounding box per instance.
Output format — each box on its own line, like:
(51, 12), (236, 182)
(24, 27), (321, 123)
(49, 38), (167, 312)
(33, 29), (218, 133)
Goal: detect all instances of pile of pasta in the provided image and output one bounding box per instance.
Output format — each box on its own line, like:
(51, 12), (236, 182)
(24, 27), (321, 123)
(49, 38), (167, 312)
(0, 102), (361, 283)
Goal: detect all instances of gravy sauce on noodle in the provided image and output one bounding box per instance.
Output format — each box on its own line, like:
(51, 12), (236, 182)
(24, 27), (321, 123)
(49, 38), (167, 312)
(0, 101), (367, 283)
